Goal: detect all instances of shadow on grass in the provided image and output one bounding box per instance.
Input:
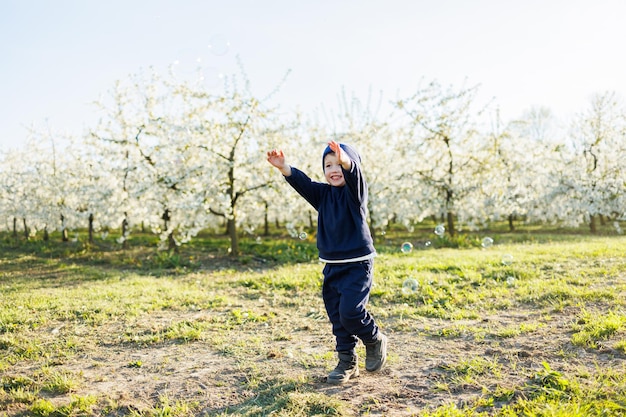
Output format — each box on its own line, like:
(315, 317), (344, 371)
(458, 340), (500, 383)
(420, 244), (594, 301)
(1, 223), (623, 289)
(0, 231), (321, 289)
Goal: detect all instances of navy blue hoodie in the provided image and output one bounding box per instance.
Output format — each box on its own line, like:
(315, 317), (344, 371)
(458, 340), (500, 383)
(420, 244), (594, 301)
(285, 143), (375, 262)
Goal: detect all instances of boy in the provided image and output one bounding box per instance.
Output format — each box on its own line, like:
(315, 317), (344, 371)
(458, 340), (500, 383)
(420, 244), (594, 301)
(266, 140), (387, 384)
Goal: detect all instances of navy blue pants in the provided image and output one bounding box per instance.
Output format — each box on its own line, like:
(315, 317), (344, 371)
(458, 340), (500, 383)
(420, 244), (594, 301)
(322, 259), (379, 352)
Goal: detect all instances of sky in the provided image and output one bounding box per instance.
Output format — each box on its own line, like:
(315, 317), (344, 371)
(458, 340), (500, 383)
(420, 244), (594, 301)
(1, 0), (625, 151)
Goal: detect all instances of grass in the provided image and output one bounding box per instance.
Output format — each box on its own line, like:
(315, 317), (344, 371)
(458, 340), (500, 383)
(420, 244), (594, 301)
(1, 222), (626, 416)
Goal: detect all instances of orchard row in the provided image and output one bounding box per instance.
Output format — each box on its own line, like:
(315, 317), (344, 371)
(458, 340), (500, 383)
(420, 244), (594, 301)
(1, 68), (624, 254)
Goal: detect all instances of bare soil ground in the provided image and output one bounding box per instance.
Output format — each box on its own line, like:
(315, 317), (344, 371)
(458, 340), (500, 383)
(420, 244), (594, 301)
(4, 246), (626, 417)
(7, 298), (624, 416)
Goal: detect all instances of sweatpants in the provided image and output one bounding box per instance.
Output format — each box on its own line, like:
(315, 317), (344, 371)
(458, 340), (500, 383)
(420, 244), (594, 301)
(322, 259), (379, 352)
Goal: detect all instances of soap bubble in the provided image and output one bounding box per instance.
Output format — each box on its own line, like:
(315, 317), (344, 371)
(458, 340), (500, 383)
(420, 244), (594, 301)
(506, 276), (516, 286)
(434, 224), (445, 236)
(481, 237), (494, 248)
(400, 242), (413, 253)
(402, 278), (419, 295)
(501, 254), (514, 265)
(298, 232), (308, 240)
(424, 241), (432, 248)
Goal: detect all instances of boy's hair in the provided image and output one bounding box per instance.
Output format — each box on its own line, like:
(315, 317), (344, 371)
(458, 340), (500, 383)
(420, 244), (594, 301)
(322, 143), (361, 171)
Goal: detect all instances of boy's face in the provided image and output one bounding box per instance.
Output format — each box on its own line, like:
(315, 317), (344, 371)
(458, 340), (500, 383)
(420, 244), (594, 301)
(324, 153), (346, 187)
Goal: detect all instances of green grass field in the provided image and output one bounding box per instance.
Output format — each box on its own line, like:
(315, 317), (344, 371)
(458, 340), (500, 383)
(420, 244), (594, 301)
(2, 225), (626, 416)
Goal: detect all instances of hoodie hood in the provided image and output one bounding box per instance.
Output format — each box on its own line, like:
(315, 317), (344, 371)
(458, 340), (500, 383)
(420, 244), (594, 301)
(322, 143), (361, 171)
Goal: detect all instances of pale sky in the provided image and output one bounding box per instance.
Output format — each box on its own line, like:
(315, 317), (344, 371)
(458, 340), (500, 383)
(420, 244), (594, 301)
(1, 0), (625, 151)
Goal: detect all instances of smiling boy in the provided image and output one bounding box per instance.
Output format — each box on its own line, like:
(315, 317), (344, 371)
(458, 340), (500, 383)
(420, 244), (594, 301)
(267, 140), (387, 384)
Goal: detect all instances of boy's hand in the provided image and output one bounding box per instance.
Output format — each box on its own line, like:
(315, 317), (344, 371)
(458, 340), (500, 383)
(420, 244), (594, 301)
(267, 149), (285, 169)
(267, 149), (292, 176)
(328, 140), (351, 170)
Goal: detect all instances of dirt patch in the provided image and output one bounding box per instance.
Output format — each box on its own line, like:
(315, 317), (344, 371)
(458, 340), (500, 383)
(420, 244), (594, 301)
(4, 245), (626, 416)
(7, 302), (624, 416)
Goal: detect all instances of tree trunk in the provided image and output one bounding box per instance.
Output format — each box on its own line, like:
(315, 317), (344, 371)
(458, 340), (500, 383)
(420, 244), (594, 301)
(263, 202), (269, 236)
(61, 214), (68, 242)
(589, 215), (597, 234)
(122, 213), (129, 249)
(168, 232), (177, 252)
(88, 213), (94, 244)
(13, 217), (17, 239)
(22, 218), (28, 239)
(446, 212), (456, 237)
(228, 217), (239, 256)
(161, 209), (177, 251)
(43, 227), (49, 241)
(508, 214), (515, 232)
(162, 208), (170, 231)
